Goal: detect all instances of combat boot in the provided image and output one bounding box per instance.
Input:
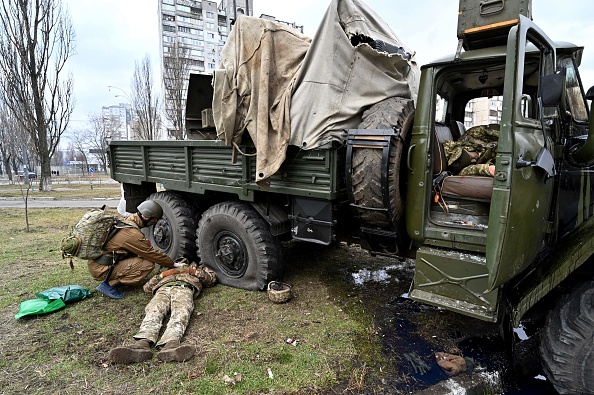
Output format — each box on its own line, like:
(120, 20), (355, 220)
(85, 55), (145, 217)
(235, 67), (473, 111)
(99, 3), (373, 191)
(109, 339), (153, 364)
(156, 340), (196, 362)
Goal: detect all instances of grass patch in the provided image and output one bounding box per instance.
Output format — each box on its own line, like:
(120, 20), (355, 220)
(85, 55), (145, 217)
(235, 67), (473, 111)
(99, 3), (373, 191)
(0, 176), (120, 199)
(0, 207), (383, 395)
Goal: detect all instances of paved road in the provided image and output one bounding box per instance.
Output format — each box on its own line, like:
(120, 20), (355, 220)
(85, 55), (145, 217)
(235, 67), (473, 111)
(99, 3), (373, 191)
(0, 197), (120, 209)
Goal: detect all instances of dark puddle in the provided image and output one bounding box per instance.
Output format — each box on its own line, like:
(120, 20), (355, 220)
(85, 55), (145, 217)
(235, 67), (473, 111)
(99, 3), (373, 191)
(338, 255), (558, 394)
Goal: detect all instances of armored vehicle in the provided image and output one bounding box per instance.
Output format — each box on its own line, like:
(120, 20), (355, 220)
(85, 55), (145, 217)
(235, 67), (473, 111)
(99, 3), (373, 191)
(109, 1), (594, 392)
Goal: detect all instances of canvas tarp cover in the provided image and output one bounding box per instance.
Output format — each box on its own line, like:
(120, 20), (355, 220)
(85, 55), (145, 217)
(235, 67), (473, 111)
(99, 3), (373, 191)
(212, 0), (420, 185)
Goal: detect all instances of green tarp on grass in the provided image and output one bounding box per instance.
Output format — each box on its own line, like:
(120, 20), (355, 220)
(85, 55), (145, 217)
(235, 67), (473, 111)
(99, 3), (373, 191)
(15, 285), (91, 319)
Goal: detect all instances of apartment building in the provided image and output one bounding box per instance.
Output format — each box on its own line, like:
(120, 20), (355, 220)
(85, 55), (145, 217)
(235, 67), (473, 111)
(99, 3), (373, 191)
(464, 97), (503, 128)
(101, 103), (135, 140)
(158, 0), (306, 138)
(158, 0), (253, 137)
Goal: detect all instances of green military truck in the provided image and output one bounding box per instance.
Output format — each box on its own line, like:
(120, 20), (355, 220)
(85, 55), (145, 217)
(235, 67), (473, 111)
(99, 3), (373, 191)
(109, 1), (593, 392)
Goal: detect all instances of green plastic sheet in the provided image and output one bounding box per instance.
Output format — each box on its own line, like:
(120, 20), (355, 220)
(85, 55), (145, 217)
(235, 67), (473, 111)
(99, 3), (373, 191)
(35, 285), (91, 303)
(15, 285), (90, 319)
(15, 298), (66, 319)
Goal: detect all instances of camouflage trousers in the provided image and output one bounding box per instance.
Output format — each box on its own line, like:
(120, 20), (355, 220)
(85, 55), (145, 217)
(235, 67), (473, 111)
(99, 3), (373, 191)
(133, 285), (194, 347)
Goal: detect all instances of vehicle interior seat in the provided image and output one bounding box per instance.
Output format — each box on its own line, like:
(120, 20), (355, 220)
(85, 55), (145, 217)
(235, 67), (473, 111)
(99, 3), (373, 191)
(432, 122), (494, 202)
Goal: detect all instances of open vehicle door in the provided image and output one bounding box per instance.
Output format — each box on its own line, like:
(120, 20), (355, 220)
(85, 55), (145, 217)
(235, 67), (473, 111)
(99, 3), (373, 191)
(486, 16), (558, 290)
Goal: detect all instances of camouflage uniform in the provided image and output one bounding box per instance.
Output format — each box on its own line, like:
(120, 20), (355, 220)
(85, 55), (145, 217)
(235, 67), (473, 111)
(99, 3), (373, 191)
(443, 125), (499, 176)
(133, 265), (217, 347)
(87, 213), (175, 287)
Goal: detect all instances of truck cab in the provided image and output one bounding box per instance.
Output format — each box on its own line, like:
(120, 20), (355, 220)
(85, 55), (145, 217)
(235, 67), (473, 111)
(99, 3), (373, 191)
(407, 6), (594, 319)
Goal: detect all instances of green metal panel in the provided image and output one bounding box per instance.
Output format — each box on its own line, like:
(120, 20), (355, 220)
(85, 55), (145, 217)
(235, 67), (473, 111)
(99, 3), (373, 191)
(108, 140), (338, 201)
(485, 17), (557, 291)
(410, 246), (499, 322)
(458, 0), (532, 50)
(406, 68), (434, 242)
(261, 146), (339, 199)
(511, 216), (594, 325)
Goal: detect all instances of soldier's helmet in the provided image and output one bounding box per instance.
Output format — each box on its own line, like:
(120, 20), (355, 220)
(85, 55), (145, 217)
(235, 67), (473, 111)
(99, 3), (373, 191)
(267, 281), (292, 303)
(137, 200), (164, 220)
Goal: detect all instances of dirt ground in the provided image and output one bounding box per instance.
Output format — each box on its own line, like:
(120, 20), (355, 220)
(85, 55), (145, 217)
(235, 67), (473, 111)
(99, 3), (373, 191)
(1, 240), (554, 394)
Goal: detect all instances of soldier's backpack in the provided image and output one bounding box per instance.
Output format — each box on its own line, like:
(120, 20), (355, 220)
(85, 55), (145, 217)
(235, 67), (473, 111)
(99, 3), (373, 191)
(60, 205), (123, 270)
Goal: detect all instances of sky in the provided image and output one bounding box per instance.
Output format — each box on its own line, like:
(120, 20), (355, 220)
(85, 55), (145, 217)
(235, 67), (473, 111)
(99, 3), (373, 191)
(63, 0), (594, 133)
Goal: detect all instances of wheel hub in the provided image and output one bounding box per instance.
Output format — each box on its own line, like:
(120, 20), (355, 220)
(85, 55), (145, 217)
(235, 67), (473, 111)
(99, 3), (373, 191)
(214, 232), (247, 277)
(152, 219), (172, 251)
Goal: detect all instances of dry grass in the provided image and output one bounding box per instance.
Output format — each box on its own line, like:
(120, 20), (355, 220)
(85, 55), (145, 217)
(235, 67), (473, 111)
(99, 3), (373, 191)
(0, 208), (386, 395)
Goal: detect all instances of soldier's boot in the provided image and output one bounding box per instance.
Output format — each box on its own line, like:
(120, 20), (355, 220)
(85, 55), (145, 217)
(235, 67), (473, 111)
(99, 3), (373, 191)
(109, 339), (153, 364)
(156, 340), (196, 362)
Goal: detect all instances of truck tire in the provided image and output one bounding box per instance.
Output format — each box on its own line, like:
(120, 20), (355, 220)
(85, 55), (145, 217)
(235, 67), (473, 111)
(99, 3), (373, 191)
(352, 96), (415, 227)
(143, 192), (197, 260)
(540, 281), (594, 394)
(196, 201), (280, 291)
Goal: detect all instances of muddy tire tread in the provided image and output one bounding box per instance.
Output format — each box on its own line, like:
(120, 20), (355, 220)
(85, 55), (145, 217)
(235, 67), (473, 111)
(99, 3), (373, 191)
(195, 201), (280, 291)
(146, 191), (197, 260)
(540, 281), (594, 394)
(351, 97), (414, 227)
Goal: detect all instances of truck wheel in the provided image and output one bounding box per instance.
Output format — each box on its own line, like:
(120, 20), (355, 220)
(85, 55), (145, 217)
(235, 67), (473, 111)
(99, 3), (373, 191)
(540, 281), (594, 394)
(352, 96), (415, 227)
(196, 201), (280, 291)
(144, 192), (197, 260)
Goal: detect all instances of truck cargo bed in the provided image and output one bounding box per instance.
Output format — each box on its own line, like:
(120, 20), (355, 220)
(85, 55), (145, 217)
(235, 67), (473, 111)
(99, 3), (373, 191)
(109, 140), (341, 202)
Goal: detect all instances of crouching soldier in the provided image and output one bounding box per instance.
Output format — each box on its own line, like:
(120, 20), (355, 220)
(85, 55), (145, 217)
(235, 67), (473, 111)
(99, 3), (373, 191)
(109, 263), (217, 364)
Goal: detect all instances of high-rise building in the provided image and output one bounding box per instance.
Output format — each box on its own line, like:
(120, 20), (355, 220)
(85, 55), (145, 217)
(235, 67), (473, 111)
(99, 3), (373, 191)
(157, 0), (303, 138)
(102, 103), (135, 140)
(159, 0), (252, 75)
(158, 0), (254, 138)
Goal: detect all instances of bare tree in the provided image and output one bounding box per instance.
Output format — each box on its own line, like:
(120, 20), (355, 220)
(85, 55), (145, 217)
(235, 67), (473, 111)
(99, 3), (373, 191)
(0, 103), (29, 183)
(0, 0), (75, 192)
(63, 142), (84, 177)
(131, 55), (161, 140)
(68, 130), (89, 176)
(88, 113), (120, 174)
(163, 43), (191, 140)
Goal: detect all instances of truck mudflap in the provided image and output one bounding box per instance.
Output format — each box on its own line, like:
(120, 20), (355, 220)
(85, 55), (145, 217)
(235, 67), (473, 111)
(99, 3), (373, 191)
(409, 246), (499, 322)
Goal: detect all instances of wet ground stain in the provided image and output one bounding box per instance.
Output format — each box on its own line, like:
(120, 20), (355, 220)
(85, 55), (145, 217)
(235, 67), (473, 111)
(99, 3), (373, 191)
(315, 243), (560, 394)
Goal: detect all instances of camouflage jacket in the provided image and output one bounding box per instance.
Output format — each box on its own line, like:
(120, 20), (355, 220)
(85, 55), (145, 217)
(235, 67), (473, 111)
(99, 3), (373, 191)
(143, 265), (217, 296)
(444, 125), (499, 168)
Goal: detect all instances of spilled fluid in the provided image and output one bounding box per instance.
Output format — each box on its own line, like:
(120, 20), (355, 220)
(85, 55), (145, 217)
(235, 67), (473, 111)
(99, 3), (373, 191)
(345, 259), (558, 394)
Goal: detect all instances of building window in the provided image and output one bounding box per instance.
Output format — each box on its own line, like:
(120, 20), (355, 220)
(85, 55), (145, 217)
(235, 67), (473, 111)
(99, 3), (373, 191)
(208, 63), (216, 69)
(207, 43), (214, 49)
(207, 53), (215, 59)
(179, 15), (199, 24)
(163, 35), (176, 43)
(190, 7), (201, 14)
(162, 0), (174, 4)
(206, 11), (214, 18)
(179, 26), (192, 33)
(190, 49), (204, 57)
(206, 22), (215, 29)
(162, 4), (175, 11)
(178, 5), (191, 13)
(206, 32), (215, 39)
(163, 24), (176, 32)
(163, 14), (175, 22)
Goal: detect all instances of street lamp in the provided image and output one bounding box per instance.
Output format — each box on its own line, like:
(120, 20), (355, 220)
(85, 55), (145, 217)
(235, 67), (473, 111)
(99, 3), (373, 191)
(107, 85), (132, 101)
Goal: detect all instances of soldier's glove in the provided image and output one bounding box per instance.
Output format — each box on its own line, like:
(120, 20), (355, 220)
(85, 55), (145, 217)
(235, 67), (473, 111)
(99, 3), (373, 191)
(173, 257), (189, 268)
